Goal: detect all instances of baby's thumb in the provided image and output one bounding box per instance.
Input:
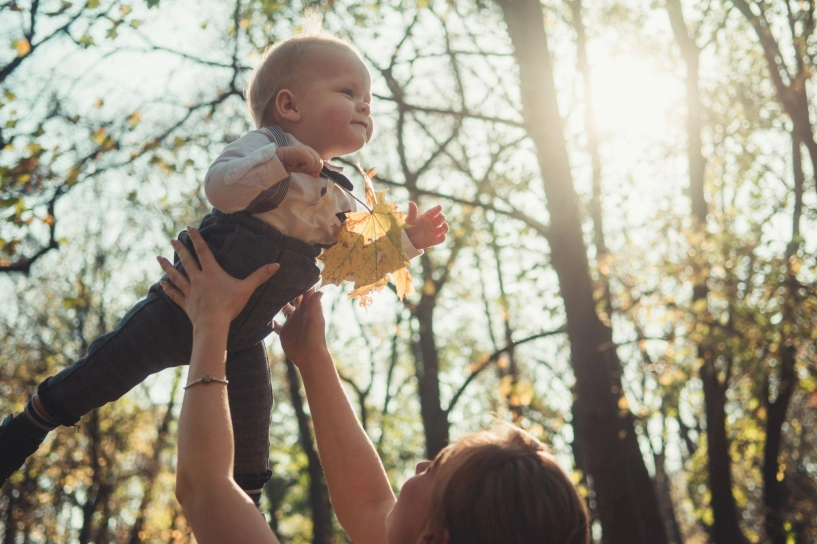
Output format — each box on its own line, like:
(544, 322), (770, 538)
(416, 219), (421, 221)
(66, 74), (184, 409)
(406, 201), (418, 222)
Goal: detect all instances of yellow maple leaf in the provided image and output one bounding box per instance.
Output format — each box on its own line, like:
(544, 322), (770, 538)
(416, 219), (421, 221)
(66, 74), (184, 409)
(319, 167), (415, 305)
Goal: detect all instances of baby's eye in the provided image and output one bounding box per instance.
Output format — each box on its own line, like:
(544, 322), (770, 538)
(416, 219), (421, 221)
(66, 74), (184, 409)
(340, 89), (354, 97)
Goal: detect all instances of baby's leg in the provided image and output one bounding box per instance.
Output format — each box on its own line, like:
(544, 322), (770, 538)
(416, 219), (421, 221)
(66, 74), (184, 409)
(36, 284), (192, 425)
(226, 342), (273, 506)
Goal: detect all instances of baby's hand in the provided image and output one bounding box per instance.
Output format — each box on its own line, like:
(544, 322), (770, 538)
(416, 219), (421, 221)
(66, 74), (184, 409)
(276, 144), (323, 177)
(405, 202), (448, 250)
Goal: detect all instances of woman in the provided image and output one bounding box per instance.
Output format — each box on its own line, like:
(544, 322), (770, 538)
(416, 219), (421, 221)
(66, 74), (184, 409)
(158, 226), (590, 544)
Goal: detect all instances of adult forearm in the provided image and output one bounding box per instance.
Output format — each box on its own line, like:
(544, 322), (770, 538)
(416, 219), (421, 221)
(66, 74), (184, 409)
(176, 321), (234, 499)
(298, 350), (395, 539)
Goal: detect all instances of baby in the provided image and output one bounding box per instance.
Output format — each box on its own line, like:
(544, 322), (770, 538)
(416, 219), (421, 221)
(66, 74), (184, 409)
(0, 34), (448, 504)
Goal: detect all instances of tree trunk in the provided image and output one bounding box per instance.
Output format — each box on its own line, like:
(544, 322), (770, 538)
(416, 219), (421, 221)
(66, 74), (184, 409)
(79, 410), (106, 544)
(701, 361), (747, 544)
(762, 131), (803, 544)
(653, 449), (685, 544)
(494, 1), (667, 541)
(285, 358), (334, 544)
(129, 368), (182, 544)
(413, 294), (450, 458)
(2, 479), (20, 544)
(665, 2), (748, 542)
(569, 0), (612, 322)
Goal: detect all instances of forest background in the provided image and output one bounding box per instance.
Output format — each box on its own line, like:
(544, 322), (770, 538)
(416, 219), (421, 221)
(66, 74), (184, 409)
(1, 0), (816, 542)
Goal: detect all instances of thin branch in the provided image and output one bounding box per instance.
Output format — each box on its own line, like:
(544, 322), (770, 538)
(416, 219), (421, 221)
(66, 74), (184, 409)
(0, 3), (111, 84)
(373, 96), (525, 129)
(336, 160), (550, 240)
(445, 327), (566, 414)
(0, 185), (63, 273)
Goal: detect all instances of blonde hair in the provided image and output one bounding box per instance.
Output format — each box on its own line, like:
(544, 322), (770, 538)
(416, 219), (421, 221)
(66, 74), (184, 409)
(245, 34), (362, 128)
(424, 428), (590, 544)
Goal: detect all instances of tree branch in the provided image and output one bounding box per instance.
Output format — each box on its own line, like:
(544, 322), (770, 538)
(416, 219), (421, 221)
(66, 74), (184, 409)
(445, 327), (566, 414)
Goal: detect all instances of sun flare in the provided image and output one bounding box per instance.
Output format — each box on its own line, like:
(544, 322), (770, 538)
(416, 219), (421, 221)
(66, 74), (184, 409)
(590, 57), (681, 139)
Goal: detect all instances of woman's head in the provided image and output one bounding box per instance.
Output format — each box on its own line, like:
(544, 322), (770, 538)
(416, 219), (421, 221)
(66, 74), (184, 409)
(386, 428), (590, 544)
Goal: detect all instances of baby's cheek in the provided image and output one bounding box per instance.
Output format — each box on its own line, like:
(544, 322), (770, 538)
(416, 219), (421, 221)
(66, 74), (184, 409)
(366, 117), (375, 142)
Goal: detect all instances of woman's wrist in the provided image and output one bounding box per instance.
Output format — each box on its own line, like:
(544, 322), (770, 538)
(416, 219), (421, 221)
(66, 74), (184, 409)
(192, 315), (232, 335)
(189, 320), (230, 376)
(294, 347), (334, 379)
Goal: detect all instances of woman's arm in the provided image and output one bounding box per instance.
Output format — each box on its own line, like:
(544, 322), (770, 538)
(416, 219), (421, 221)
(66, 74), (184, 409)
(276, 291), (396, 544)
(157, 227), (280, 544)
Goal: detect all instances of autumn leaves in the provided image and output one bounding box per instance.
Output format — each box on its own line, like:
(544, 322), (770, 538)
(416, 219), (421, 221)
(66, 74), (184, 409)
(319, 168), (415, 306)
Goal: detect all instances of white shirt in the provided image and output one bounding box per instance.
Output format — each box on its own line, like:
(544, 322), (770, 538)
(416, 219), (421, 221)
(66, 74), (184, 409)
(205, 128), (421, 258)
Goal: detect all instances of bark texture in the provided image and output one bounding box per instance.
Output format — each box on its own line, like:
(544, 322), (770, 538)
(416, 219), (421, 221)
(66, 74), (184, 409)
(666, 2), (748, 542)
(285, 357), (334, 544)
(495, 1), (667, 541)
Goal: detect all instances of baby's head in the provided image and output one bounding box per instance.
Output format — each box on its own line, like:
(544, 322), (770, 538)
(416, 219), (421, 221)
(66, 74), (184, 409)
(246, 35), (373, 159)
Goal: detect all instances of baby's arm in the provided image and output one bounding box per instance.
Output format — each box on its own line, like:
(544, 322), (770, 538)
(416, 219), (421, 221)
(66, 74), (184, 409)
(205, 130), (322, 213)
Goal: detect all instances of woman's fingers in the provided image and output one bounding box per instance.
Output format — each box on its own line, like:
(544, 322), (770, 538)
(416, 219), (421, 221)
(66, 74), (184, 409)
(159, 280), (185, 306)
(171, 238), (201, 277)
(157, 256), (190, 294)
(244, 263), (279, 292)
(185, 226), (216, 271)
(309, 291), (324, 314)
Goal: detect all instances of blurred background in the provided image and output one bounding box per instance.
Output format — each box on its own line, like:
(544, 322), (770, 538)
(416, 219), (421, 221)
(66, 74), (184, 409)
(1, 0), (815, 542)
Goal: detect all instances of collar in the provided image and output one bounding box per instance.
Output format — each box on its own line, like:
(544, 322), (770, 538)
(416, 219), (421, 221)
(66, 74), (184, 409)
(321, 164), (354, 191)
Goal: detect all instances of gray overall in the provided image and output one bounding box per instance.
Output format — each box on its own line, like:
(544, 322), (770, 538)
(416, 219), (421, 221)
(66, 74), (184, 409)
(37, 127), (325, 493)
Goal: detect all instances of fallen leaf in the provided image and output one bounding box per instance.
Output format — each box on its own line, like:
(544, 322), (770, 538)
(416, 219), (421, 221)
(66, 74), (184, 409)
(319, 167), (414, 305)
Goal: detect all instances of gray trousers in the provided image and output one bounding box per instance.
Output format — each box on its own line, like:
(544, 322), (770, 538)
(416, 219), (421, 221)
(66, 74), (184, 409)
(37, 209), (321, 492)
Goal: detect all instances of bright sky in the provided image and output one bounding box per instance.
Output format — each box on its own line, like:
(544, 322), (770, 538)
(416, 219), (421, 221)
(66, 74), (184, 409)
(592, 57), (680, 138)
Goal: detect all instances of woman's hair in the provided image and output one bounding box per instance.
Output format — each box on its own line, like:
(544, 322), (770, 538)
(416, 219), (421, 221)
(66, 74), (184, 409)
(245, 34), (361, 128)
(424, 428), (590, 544)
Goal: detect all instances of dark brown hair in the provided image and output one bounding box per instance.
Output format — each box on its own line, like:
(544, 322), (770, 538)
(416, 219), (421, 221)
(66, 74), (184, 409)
(424, 428), (590, 544)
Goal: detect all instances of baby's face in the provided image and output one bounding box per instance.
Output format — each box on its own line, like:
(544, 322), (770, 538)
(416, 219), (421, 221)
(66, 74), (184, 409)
(294, 45), (373, 159)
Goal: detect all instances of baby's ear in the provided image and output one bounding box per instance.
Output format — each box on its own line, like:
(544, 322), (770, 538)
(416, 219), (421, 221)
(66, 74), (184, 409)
(275, 89), (301, 122)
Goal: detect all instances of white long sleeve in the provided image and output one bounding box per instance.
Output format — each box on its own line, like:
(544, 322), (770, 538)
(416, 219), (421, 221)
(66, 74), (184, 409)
(204, 128), (423, 260)
(204, 129), (290, 213)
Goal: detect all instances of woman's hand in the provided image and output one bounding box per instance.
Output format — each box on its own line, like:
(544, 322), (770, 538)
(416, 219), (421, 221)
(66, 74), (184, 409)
(273, 288), (328, 365)
(156, 226), (279, 329)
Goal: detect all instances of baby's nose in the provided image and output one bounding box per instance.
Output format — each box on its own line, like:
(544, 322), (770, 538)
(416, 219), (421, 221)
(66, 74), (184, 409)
(360, 102), (371, 116)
